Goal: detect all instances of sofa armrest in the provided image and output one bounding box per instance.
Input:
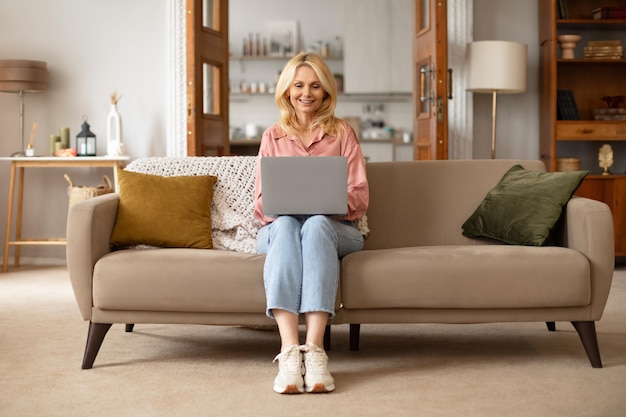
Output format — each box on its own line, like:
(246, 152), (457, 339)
(562, 196), (615, 319)
(66, 193), (119, 320)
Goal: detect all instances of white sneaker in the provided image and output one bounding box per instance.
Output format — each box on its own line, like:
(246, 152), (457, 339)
(272, 344), (304, 394)
(302, 343), (335, 393)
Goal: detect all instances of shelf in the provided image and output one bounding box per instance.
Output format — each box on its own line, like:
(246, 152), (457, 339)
(557, 19), (626, 29)
(360, 139), (393, 144)
(585, 174), (626, 179)
(230, 140), (261, 146)
(558, 19), (626, 24)
(557, 59), (626, 64)
(557, 137), (626, 141)
(230, 55), (343, 61)
(230, 92), (411, 102)
(543, 0), (626, 256)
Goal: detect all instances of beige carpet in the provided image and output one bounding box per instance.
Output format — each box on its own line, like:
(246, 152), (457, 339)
(1, 265), (625, 417)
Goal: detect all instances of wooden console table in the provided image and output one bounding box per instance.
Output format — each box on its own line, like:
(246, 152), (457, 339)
(1, 156), (130, 272)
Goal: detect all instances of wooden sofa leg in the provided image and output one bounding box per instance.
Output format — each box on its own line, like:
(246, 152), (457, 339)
(546, 322), (556, 331)
(349, 324), (361, 351)
(82, 322), (112, 369)
(125, 324), (135, 332)
(571, 321), (602, 368)
(323, 325), (331, 351)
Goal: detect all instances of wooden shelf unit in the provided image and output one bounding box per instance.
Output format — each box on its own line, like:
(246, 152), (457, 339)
(539, 0), (626, 256)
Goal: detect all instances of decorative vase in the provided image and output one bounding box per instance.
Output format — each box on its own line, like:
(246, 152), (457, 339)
(106, 100), (125, 156)
(557, 35), (582, 59)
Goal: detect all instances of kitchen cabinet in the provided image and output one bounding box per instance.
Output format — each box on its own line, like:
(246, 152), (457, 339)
(342, 0), (413, 94)
(538, 0), (626, 256)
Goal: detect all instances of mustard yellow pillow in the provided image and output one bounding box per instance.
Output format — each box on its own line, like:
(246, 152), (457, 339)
(110, 168), (217, 249)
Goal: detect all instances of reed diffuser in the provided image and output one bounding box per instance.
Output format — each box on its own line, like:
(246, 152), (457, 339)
(25, 122), (38, 156)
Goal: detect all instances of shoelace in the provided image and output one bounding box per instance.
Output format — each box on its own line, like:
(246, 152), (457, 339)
(302, 344), (326, 371)
(272, 345), (304, 372)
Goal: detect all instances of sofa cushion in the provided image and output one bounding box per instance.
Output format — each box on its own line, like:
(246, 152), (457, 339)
(110, 169), (217, 249)
(94, 248), (267, 313)
(461, 165), (587, 246)
(341, 245), (590, 309)
(92, 248), (343, 314)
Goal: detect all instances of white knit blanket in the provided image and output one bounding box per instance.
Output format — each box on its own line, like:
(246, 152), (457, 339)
(126, 156), (368, 254)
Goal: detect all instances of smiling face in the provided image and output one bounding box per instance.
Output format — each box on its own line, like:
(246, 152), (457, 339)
(288, 65), (325, 119)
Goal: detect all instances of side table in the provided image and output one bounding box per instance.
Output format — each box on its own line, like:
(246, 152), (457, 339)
(1, 156), (130, 272)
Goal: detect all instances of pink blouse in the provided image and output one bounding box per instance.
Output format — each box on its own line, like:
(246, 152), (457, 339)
(253, 120), (369, 225)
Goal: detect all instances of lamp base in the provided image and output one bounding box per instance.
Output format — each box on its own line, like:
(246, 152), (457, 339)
(10, 150), (26, 157)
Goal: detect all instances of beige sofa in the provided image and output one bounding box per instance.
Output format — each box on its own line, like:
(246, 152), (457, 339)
(67, 158), (614, 369)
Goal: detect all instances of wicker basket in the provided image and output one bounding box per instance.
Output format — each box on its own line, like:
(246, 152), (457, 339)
(64, 174), (113, 207)
(556, 157), (581, 172)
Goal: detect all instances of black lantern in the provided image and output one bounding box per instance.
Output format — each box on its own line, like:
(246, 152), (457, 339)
(76, 116), (96, 156)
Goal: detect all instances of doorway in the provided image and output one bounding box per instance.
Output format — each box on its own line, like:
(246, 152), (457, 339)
(168, 0), (473, 159)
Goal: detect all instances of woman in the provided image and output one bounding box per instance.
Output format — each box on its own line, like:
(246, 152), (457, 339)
(254, 52), (369, 394)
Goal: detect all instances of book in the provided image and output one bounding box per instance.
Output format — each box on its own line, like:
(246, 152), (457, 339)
(584, 41), (624, 59)
(585, 55), (623, 59)
(584, 50), (623, 59)
(593, 108), (626, 116)
(559, 0), (570, 19)
(594, 115), (626, 121)
(557, 90), (581, 120)
(584, 46), (623, 52)
(584, 54), (623, 59)
(588, 40), (622, 47)
(593, 7), (626, 19)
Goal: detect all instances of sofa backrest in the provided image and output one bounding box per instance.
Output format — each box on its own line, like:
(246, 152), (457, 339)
(126, 157), (546, 252)
(363, 159), (546, 250)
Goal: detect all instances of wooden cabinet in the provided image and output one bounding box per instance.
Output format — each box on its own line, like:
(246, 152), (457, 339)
(538, 0), (626, 256)
(576, 176), (626, 255)
(342, 0), (412, 93)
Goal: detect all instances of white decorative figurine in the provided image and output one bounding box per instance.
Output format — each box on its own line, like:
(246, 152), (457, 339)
(106, 91), (126, 156)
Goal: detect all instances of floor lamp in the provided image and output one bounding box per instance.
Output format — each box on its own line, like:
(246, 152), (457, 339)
(0, 60), (49, 157)
(466, 41), (527, 159)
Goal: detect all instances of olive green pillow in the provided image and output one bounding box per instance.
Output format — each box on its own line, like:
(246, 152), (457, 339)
(110, 168), (217, 249)
(462, 164), (588, 246)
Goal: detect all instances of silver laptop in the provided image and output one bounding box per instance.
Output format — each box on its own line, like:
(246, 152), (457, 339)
(261, 156), (348, 216)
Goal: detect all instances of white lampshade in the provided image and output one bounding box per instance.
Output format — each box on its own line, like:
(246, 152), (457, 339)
(466, 41), (527, 94)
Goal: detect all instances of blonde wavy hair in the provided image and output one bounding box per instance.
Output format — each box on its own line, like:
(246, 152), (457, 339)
(274, 52), (346, 138)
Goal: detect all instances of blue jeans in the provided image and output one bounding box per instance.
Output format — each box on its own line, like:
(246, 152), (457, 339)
(257, 215), (364, 319)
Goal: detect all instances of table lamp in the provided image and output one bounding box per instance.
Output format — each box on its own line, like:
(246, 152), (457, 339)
(466, 41), (527, 159)
(0, 60), (49, 157)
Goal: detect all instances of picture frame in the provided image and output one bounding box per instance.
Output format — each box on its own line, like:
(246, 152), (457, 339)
(267, 20), (298, 57)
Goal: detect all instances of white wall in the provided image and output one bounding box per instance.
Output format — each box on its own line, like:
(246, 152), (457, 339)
(0, 0), (539, 264)
(472, 0), (539, 159)
(0, 0), (170, 263)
